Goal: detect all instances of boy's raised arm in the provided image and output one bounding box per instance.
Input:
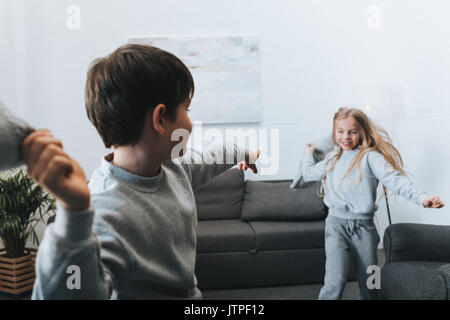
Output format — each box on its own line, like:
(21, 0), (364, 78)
(179, 142), (258, 191)
(22, 130), (129, 299)
(0, 101), (35, 170)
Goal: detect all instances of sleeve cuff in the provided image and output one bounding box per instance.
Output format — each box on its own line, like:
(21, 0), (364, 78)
(53, 204), (94, 242)
(418, 193), (428, 207)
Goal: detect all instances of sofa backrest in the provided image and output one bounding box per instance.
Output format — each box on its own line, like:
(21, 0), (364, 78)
(195, 168), (245, 220)
(241, 180), (327, 221)
(195, 168), (327, 222)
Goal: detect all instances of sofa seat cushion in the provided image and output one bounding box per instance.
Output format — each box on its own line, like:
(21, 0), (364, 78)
(380, 261), (449, 300)
(197, 219), (256, 253)
(249, 220), (325, 251)
(195, 169), (245, 220)
(241, 181), (327, 221)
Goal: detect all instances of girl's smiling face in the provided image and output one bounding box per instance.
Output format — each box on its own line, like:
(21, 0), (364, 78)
(335, 116), (361, 150)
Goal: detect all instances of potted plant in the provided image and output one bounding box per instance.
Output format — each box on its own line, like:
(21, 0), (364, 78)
(0, 168), (55, 295)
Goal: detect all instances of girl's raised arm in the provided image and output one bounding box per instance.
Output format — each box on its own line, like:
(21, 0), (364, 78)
(368, 151), (443, 208)
(302, 144), (330, 182)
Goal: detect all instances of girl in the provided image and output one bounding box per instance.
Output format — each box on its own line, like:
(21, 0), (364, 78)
(303, 107), (444, 300)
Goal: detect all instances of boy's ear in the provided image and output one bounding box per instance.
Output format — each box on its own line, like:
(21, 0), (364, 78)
(151, 104), (167, 135)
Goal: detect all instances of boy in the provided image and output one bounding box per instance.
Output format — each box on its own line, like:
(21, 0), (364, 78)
(24, 44), (259, 299)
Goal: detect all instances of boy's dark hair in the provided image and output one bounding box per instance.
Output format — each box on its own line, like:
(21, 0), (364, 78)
(85, 44), (194, 148)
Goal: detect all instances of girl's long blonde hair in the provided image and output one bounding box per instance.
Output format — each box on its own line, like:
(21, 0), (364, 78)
(323, 107), (405, 187)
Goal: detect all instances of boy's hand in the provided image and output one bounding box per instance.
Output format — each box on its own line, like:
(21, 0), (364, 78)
(22, 130), (91, 212)
(238, 150), (261, 174)
(305, 143), (317, 155)
(423, 196), (444, 208)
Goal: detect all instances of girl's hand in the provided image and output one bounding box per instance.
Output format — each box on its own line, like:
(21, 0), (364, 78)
(305, 143), (317, 155)
(423, 196), (444, 208)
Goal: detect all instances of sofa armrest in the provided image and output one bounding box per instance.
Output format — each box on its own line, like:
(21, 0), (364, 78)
(384, 223), (450, 264)
(437, 264), (450, 300)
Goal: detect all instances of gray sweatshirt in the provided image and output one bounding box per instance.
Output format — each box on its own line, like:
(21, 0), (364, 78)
(0, 101), (34, 170)
(31, 143), (246, 299)
(303, 148), (428, 220)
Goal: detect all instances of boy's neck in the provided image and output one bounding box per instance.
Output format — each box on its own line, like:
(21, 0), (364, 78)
(111, 145), (164, 178)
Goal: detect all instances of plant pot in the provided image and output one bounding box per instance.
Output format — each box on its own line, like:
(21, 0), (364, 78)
(0, 248), (37, 295)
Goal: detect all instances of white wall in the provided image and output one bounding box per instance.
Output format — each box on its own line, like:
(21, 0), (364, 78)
(2, 0), (450, 247)
(0, 0), (15, 109)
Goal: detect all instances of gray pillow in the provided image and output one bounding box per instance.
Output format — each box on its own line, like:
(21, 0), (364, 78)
(195, 168), (245, 220)
(241, 180), (327, 221)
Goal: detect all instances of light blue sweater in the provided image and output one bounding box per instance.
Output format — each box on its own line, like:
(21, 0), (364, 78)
(0, 102), (247, 299)
(31, 143), (246, 300)
(303, 148), (428, 220)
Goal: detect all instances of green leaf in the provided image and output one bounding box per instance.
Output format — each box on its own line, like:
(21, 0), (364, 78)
(0, 168), (54, 256)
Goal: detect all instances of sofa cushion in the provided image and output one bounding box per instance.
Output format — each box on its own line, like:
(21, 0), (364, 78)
(195, 169), (245, 220)
(197, 219), (256, 253)
(196, 249), (326, 289)
(249, 220), (325, 251)
(241, 181), (327, 221)
(379, 261), (448, 300)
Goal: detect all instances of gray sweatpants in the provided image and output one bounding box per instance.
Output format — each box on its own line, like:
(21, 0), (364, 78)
(319, 215), (380, 300)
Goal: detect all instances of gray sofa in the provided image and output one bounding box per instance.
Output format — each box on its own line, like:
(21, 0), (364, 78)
(194, 168), (329, 289)
(378, 223), (450, 300)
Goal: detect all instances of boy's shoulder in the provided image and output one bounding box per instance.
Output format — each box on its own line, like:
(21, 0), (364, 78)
(87, 159), (193, 229)
(87, 164), (147, 228)
(87, 161), (142, 212)
(88, 170), (129, 214)
(88, 164), (116, 194)
(87, 156), (191, 199)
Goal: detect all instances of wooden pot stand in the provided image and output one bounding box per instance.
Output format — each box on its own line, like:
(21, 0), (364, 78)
(0, 248), (37, 295)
